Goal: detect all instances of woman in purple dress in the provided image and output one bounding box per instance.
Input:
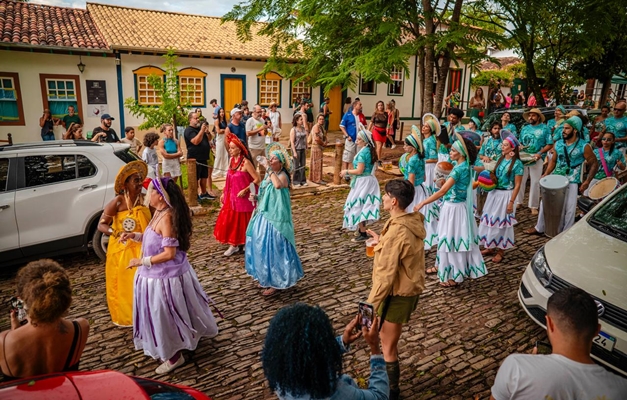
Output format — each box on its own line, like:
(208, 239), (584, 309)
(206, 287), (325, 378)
(123, 176), (219, 375)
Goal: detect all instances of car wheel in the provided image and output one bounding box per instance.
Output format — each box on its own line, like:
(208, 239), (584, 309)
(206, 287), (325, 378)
(92, 229), (109, 262)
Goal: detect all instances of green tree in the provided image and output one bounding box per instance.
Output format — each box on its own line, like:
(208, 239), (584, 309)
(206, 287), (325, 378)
(224, 0), (502, 117)
(124, 49), (190, 132)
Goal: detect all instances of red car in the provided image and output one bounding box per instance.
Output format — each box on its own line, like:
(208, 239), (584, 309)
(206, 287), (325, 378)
(0, 370), (210, 399)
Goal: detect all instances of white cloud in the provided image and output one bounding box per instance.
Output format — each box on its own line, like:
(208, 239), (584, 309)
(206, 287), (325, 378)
(30, 0), (241, 17)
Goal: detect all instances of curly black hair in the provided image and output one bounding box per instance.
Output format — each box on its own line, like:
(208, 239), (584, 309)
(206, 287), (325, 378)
(143, 132), (160, 147)
(262, 303), (343, 398)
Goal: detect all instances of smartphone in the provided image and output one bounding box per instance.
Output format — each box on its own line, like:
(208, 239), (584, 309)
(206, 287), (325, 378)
(358, 301), (375, 330)
(535, 340), (552, 355)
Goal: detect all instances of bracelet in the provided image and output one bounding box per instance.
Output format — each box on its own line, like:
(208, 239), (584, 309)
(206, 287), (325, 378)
(141, 256), (152, 269)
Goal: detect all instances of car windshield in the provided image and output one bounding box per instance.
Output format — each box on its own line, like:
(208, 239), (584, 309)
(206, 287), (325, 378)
(589, 187), (627, 242)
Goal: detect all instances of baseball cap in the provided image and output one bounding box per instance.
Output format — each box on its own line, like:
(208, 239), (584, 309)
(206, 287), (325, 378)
(101, 114), (115, 120)
(230, 108), (242, 115)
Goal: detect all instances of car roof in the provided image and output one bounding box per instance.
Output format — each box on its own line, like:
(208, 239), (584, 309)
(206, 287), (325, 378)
(0, 141), (129, 153)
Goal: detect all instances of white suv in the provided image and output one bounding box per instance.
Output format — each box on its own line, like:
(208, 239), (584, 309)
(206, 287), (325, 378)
(519, 183), (627, 377)
(0, 140), (138, 266)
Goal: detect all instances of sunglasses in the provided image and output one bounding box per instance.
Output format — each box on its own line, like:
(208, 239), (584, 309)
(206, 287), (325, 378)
(601, 138), (614, 141)
(615, 108), (626, 112)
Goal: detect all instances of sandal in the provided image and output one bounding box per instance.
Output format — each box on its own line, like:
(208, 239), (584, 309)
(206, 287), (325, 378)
(481, 248), (495, 256)
(524, 228), (543, 236)
(439, 280), (459, 288)
(426, 267), (438, 274)
(492, 253), (504, 263)
(262, 288), (278, 296)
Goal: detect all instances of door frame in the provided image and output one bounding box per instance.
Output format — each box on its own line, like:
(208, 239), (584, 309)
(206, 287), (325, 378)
(220, 74), (247, 111)
(319, 86), (347, 131)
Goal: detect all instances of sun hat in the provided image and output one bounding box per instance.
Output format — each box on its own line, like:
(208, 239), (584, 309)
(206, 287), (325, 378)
(407, 125), (424, 154)
(114, 160), (147, 195)
(266, 142), (294, 174)
(458, 130), (482, 147)
(422, 113), (441, 136)
(523, 108), (545, 123)
(357, 127), (375, 148)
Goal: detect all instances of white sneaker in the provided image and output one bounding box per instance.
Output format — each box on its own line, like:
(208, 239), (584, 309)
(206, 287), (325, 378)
(302, 182), (309, 186)
(224, 245), (239, 256)
(155, 355), (185, 375)
(391, 144), (397, 149)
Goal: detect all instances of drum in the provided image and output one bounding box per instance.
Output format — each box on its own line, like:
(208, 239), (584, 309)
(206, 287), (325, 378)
(483, 161), (497, 171)
(434, 161), (454, 188)
(519, 152), (536, 164)
(588, 177), (619, 200)
(539, 175), (570, 238)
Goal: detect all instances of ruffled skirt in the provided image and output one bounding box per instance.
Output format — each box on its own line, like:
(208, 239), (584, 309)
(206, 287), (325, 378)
(133, 267), (219, 361)
(436, 202), (487, 283)
(478, 190), (516, 250)
(343, 175), (381, 230)
(406, 183), (439, 250)
(245, 214), (304, 289)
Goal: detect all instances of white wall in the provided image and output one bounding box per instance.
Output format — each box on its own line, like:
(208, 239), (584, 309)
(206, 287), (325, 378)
(0, 50), (118, 143)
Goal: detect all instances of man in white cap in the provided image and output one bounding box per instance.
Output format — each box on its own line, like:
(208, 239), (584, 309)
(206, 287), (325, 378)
(225, 107), (247, 147)
(516, 108), (552, 215)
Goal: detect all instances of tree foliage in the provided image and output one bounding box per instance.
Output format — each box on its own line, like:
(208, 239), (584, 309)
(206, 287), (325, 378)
(124, 49), (190, 131)
(224, 0), (504, 117)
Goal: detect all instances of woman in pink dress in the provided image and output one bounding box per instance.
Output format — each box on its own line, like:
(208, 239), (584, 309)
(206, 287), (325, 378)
(214, 133), (260, 256)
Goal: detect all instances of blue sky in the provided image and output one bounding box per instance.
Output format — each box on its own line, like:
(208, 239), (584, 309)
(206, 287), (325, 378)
(33, 0), (240, 17)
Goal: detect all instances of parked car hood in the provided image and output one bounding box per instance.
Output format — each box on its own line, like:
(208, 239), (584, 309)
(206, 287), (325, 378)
(544, 217), (627, 308)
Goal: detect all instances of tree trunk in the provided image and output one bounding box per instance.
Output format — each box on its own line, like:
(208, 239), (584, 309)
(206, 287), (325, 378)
(599, 76), (612, 108)
(522, 46), (545, 108)
(417, 49), (426, 117)
(422, 0), (435, 114)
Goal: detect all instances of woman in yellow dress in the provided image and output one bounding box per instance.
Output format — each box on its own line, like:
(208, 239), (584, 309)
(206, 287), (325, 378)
(97, 161), (151, 327)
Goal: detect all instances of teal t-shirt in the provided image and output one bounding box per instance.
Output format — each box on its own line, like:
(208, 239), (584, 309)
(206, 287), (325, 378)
(479, 137), (503, 161)
(62, 114), (82, 126)
(502, 123), (517, 137)
(553, 139), (589, 184)
(443, 161), (470, 203)
(520, 123), (553, 157)
(605, 116), (627, 148)
(593, 147), (626, 180)
(354, 147), (373, 176)
(400, 153), (425, 186)
(494, 158), (524, 190)
(424, 135), (438, 161)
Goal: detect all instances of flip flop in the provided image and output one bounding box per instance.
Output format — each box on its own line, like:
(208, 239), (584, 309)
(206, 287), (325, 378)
(439, 280), (459, 288)
(262, 288), (279, 296)
(524, 228), (543, 236)
(481, 248), (495, 256)
(426, 267), (438, 274)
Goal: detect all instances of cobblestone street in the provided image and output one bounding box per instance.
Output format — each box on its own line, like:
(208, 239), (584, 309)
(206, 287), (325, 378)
(0, 189), (550, 400)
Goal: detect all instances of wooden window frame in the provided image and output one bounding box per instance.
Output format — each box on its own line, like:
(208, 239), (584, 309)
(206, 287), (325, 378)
(387, 67), (404, 96)
(178, 67), (207, 107)
(0, 72), (25, 126)
(359, 75), (377, 95)
(39, 74), (83, 121)
(290, 79), (311, 107)
(257, 72), (282, 107)
(133, 66), (165, 106)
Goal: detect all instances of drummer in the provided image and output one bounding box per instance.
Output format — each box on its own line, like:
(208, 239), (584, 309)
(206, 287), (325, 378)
(584, 131), (626, 196)
(525, 116), (598, 236)
(479, 122), (503, 163)
(516, 108), (553, 216)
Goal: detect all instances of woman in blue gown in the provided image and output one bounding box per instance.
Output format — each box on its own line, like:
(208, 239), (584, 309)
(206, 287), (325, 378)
(245, 143), (304, 296)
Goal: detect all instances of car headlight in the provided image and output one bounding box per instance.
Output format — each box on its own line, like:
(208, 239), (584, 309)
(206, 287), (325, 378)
(531, 247), (553, 288)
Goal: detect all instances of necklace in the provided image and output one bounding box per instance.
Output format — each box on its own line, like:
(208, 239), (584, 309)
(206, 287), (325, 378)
(230, 155), (244, 171)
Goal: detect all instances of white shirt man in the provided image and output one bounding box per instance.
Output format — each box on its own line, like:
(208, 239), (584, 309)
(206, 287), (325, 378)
(491, 288), (627, 400)
(246, 105), (268, 172)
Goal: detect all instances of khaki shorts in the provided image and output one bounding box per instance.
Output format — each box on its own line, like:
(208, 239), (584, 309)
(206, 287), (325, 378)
(342, 139), (357, 163)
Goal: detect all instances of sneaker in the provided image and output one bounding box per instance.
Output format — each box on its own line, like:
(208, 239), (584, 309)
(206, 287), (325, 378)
(391, 144), (397, 149)
(200, 192), (216, 200)
(224, 245), (239, 256)
(155, 355), (185, 375)
(351, 233), (368, 242)
(302, 182), (308, 186)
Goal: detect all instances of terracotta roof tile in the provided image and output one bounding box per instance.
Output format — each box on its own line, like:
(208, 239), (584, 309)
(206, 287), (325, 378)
(86, 2), (272, 59)
(0, 0), (108, 50)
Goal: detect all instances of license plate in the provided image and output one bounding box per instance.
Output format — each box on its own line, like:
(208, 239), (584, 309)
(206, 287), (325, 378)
(593, 331), (616, 352)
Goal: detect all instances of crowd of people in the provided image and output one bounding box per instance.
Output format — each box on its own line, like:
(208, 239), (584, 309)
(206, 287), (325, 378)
(13, 95), (627, 397)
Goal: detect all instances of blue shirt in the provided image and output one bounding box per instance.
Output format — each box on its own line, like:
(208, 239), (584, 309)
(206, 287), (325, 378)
(520, 123), (553, 158)
(400, 153), (425, 185)
(479, 137), (503, 161)
(605, 116), (627, 148)
(354, 147), (374, 176)
(594, 147), (626, 179)
(228, 122), (247, 145)
(502, 123), (518, 137)
(443, 161), (470, 203)
(495, 158), (524, 190)
(340, 112), (360, 142)
(553, 139), (589, 184)
(277, 336), (389, 400)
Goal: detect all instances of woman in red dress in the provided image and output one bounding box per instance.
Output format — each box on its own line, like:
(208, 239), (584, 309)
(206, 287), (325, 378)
(214, 133), (261, 256)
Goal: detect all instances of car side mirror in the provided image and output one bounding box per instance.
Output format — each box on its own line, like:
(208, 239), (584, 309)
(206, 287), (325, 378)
(577, 196), (596, 214)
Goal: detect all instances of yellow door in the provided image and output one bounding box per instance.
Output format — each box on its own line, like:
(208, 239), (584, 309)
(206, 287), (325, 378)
(328, 86), (342, 131)
(223, 77), (244, 119)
